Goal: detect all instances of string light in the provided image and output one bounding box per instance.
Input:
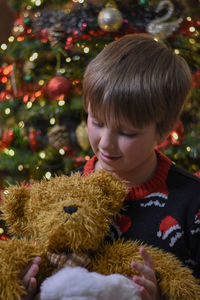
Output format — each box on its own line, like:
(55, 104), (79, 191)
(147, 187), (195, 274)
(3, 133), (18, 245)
(35, 0), (42, 6)
(9, 149), (15, 156)
(50, 117), (56, 125)
(18, 165), (24, 171)
(187, 16), (192, 21)
(8, 36), (14, 42)
(174, 49), (180, 55)
(3, 148), (9, 155)
(18, 121), (25, 128)
(30, 52), (38, 61)
(66, 57), (71, 63)
(5, 108), (11, 115)
(45, 172), (51, 179)
(59, 148), (65, 155)
(38, 80), (45, 86)
(189, 26), (196, 33)
(39, 152), (46, 159)
(58, 100), (65, 106)
(26, 101), (33, 109)
(1, 44), (7, 50)
(83, 47), (90, 53)
(186, 146), (191, 152)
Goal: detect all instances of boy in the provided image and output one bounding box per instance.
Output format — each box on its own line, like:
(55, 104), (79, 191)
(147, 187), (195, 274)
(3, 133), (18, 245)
(22, 34), (200, 299)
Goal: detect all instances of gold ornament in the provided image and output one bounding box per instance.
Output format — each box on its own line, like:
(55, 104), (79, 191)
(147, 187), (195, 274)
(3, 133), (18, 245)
(98, 5), (123, 32)
(146, 0), (183, 39)
(75, 121), (90, 151)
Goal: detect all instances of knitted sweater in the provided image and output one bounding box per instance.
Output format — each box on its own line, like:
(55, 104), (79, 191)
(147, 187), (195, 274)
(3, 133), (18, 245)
(82, 150), (200, 279)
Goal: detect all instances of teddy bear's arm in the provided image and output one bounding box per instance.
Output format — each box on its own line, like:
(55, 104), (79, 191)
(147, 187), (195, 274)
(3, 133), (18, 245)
(91, 240), (200, 300)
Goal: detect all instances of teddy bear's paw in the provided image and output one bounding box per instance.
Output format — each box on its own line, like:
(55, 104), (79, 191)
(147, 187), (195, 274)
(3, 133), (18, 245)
(0, 238), (41, 300)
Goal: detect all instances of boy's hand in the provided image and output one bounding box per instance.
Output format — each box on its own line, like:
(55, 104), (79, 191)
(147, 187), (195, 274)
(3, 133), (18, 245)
(19, 256), (42, 300)
(131, 247), (161, 300)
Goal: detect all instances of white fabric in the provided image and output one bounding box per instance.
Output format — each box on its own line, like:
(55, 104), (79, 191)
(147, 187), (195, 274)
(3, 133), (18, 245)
(40, 266), (141, 300)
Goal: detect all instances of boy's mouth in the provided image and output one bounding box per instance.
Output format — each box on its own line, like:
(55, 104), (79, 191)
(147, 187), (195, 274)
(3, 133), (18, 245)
(99, 151), (121, 162)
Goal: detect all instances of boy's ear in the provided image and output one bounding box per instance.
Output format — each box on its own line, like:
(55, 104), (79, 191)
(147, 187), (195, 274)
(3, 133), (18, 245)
(1, 184), (30, 235)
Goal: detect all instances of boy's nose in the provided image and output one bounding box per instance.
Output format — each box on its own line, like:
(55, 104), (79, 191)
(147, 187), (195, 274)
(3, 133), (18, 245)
(100, 129), (116, 149)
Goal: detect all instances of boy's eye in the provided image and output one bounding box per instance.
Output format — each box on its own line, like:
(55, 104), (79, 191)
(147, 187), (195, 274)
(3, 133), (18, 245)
(92, 120), (104, 127)
(119, 132), (137, 137)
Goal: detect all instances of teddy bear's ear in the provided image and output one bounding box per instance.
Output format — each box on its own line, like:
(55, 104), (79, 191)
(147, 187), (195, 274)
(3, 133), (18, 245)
(1, 184), (30, 235)
(86, 170), (128, 213)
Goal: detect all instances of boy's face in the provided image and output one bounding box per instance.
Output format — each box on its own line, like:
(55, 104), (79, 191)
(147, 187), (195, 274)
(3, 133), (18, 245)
(87, 106), (163, 186)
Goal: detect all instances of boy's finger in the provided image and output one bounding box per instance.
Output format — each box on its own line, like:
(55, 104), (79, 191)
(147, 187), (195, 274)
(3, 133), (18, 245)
(19, 257), (42, 280)
(139, 247), (154, 270)
(22, 263), (40, 287)
(21, 278), (37, 300)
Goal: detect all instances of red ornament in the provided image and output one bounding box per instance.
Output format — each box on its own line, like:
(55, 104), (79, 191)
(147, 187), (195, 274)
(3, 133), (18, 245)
(195, 170), (200, 178)
(0, 129), (15, 151)
(45, 76), (72, 100)
(192, 71), (200, 89)
(29, 129), (38, 153)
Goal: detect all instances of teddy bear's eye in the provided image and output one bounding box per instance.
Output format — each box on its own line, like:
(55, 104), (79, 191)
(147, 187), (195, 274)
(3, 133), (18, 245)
(63, 206), (78, 215)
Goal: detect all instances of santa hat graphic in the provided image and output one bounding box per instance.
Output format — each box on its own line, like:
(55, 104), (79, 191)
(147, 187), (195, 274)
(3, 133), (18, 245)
(194, 209), (200, 224)
(157, 216), (181, 240)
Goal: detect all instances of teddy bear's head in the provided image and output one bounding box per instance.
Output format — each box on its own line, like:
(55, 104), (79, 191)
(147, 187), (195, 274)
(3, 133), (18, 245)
(1, 170), (128, 253)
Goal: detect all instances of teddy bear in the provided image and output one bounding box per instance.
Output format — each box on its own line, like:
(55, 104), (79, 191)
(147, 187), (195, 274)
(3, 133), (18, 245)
(0, 169), (199, 300)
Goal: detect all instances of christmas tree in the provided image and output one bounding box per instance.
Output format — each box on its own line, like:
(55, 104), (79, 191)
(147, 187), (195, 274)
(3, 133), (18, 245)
(0, 0), (200, 190)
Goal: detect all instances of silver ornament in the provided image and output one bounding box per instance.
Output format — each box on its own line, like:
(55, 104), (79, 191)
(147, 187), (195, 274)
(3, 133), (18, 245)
(146, 0), (183, 39)
(98, 6), (123, 32)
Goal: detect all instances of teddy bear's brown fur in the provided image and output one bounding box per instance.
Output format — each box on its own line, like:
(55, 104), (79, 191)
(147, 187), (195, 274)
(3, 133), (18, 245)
(0, 170), (199, 300)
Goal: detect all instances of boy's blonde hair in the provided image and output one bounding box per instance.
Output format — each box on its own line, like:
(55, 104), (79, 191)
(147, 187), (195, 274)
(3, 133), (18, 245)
(83, 33), (192, 136)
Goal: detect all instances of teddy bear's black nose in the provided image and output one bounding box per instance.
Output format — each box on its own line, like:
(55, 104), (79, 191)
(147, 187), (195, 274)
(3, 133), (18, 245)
(63, 206), (78, 215)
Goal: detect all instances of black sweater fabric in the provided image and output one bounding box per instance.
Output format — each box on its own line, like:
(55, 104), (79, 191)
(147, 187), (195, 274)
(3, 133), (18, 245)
(77, 150), (200, 278)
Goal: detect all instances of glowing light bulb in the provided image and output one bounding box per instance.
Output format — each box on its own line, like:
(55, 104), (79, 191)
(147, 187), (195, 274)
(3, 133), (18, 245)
(58, 100), (65, 106)
(172, 131), (178, 140)
(1, 44), (7, 50)
(50, 118), (56, 125)
(30, 52), (38, 61)
(26, 101), (33, 109)
(9, 149), (15, 156)
(39, 152), (46, 159)
(83, 47), (89, 53)
(174, 49), (180, 55)
(186, 146), (191, 152)
(5, 108), (11, 115)
(18, 121), (25, 128)
(8, 36), (14, 42)
(45, 172), (51, 179)
(18, 165), (24, 171)
(189, 26), (195, 32)
(59, 148), (65, 155)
